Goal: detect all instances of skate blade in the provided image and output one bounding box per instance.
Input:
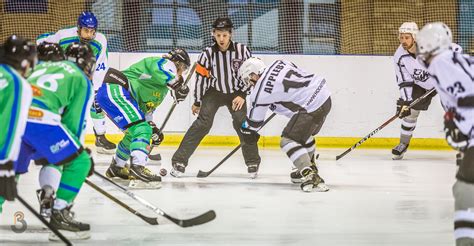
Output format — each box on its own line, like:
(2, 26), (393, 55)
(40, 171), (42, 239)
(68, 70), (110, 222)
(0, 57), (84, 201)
(314, 183), (330, 192)
(301, 183), (313, 192)
(291, 178), (303, 184)
(170, 170), (183, 178)
(392, 154), (404, 160)
(48, 230), (90, 241)
(249, 172), (258, 179)
(128, 180), (161, 189)
(96, 147), (115, 155)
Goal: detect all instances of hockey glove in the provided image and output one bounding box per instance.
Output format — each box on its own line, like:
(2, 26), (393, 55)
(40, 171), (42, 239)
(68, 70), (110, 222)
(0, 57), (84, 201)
(444, 110), (469, 151)
(170, 85), (190, 103)
(396, 98), (412, 118)
(149, 121), (164, 146)
(167, 76), (184, 90)
(240, 121), (260, 143)
(85, 148), (95, 177)
(0, 161), (17, 201)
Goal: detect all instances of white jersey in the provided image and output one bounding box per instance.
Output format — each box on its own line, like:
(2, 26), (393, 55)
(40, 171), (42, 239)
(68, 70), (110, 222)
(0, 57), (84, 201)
(393, 45), (434, 101)
(37, 26), (108, 91)
(427, 50), (474, 147)
(246, 60), (331, 130)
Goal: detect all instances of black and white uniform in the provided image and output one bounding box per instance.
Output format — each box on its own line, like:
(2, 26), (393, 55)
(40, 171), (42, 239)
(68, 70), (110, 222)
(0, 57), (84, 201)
(393, 45), (436, 140)
(172, 41), (261, 168)
(394, 44), (463, 141)
(427, 49), (474, 243)
(246, 60), (331, 170)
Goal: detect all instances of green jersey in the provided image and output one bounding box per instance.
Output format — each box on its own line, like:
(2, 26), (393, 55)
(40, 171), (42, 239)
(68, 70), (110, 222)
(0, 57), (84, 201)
(0, 64), (32, 163)
(123, 57), (177, 113)
(27, 61), (93, 140)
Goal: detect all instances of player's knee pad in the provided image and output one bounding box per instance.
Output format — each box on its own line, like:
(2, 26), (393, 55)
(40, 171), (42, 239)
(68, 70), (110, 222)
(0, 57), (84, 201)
(453, 180), (474, 210)
(63, 150), (92, 179)
(128, 121), (152, 153)
(407, 109), (420, 121)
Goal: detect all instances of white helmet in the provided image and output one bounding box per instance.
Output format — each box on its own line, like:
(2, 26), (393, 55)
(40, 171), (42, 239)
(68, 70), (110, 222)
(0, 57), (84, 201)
(399, 22), (419, 40)
(416, 22), (452, 60)
(238, 57), (266, 86)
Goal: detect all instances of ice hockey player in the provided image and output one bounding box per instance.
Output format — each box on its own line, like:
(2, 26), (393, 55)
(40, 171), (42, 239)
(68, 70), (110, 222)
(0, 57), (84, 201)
(392, 22), (462, 160)
(14, 42), (96, 240)
(238, 57), (331, 192)
(417, 22), (474, 246)
(0, 35), (36, 213)
(96, 48), (190, 188)
(37, 11), (116, 154)
(171, 17), (261, 178)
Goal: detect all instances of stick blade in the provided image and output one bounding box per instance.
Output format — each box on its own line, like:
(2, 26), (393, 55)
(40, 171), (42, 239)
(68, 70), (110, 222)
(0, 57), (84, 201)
(196, 170), (210, 178)
(139, 214), (159, 225)
(167, 210), (216, 228)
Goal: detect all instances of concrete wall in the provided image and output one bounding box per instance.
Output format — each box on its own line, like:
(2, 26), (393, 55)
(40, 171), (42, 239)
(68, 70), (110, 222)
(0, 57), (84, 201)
(85, 53), (445, 139)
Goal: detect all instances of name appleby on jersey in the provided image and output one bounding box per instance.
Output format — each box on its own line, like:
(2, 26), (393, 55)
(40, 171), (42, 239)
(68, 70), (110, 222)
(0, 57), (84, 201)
(264, 61), (285, 94)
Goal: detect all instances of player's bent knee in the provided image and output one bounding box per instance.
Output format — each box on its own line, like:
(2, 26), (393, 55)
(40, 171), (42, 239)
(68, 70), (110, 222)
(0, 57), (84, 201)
(128, 121), (153, 140)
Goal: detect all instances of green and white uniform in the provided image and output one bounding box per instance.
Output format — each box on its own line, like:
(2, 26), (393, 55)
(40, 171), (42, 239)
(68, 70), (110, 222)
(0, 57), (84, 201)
(0, 64), (32, 164)
(37, 26), (109, 134)
(25, 60), (93, 206)
(97, 57), (178, 166)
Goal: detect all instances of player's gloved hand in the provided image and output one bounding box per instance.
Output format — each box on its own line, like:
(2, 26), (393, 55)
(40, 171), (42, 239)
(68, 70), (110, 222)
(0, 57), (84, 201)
(93, 90), (103, 114)
(444, 110), (469, 151)
(148, 121), (164, 146)
(396, 99), (412, 118)
(167, 76), (184, 90)
(170, 85), (190, 103)
(0, 161), (17, 201)
(240, 121), (260, 143)
(85, 148), (95, 177)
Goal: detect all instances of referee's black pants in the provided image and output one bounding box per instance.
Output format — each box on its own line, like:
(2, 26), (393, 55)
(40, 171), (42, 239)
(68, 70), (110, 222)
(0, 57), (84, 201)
(172, 88), (261, 168)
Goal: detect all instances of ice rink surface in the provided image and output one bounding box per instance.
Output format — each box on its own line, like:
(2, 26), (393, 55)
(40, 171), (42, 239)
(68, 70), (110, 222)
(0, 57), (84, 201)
(0, 147), (459, 245)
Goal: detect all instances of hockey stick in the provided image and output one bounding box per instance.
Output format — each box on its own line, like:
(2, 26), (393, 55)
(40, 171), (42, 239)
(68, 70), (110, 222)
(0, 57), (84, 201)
(335, 88), (436, 160)
(84, 179), (158, 225)
(93, 170), (216, 227)
(149, 62), (197, 160)
(16, 194), (72, 246)
(197, 113), (277, 178)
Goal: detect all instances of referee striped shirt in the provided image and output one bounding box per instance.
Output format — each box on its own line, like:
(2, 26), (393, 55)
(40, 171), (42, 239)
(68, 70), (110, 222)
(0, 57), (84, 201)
(194, 41), (252, 105)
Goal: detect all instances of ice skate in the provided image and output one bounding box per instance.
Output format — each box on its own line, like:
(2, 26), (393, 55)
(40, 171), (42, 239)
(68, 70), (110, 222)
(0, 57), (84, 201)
(49, 205), (90, 241)
(36, 185), (55, 218)
(170, 162), (186, 178)
(290, 154), (319, 183)
(95, 131), (116, 154)
(392, 143), (409, 160)
(128, 164), (161, 189)
(247, 164), (259, 179)
(300, 166), (329, 192)
(105, 158), (130, 180)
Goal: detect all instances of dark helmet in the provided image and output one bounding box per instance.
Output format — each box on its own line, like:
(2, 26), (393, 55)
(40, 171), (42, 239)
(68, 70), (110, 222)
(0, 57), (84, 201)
(212, 17), (233, 30)
(168, 48), (190, 70)
(37, 42), (65, 62)
(77, 11), (98, 30)
(64, 42), (96, 78)
(1, 34), (37, 74)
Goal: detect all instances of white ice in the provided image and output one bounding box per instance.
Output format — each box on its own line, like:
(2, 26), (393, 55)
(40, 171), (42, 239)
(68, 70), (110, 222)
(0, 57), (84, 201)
(0, 147), (458, 245)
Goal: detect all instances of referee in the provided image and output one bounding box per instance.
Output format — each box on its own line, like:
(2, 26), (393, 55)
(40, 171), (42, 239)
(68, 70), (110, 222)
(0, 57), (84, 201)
(171, 17), (261, 178)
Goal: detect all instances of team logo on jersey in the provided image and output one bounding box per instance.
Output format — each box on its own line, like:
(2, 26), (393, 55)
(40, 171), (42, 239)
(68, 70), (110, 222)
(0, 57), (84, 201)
(413, 69), (429, 82)
(49, 139), (70, 154)
(231, 59), (243, 72)
(31, 85), (43, 97)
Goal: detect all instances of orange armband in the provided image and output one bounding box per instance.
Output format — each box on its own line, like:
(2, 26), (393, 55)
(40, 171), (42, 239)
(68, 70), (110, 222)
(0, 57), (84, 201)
(196, 63), (210, 78)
